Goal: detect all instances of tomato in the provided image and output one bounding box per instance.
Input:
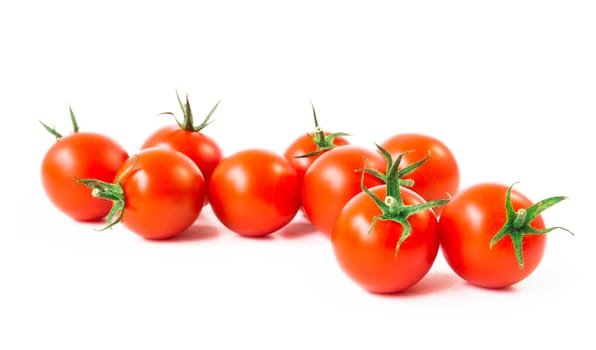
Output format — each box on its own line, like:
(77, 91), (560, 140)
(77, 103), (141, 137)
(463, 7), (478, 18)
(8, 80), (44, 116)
(141, 92), (222, 195)
(40, 107), (129, 221)
(78, 148), (206, 240)
(301, 145), (385, 236)
(332, 185), (441, 293)
(283, 102), (349, 187)
(208, 149), (300, 237)
(379, 133), (459, 215)
(438, 182), (570, 288)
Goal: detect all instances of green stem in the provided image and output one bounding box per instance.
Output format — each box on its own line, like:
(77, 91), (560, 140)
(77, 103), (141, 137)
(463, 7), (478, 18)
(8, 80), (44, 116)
(513, 208), (527, 229)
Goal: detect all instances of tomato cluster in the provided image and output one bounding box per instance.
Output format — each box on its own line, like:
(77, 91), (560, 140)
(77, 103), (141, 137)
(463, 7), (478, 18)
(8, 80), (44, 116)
(40, 94), (572, 294)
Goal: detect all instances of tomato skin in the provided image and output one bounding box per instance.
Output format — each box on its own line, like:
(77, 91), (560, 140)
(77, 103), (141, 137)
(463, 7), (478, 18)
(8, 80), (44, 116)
(41, 132), (129, 221)
(438, 183), (546, 288)
(141, 125), (222, 189)
(332, 185), (440, 293)
(208, 149), (300, 237)
(301, 145), (385, 236)
(116, 148), (206, 240)
(283, 132), (350, 187)
(379, 133), (459, 214)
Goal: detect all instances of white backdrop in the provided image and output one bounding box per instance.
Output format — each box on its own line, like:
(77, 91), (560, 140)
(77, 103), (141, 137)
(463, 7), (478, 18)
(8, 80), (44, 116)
(2, 1), (595, 349)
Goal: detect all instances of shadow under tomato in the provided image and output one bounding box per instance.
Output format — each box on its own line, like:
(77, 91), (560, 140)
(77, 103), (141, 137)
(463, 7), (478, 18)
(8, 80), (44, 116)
(463, 281), (518, 294)
(160, 224), (222, 243)
(277, 220), (320, 240)
(375, 272), (462, 298)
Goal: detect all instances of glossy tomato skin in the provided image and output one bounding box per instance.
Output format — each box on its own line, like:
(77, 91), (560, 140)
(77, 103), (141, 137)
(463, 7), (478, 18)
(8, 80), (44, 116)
(379, 133), (459, 214)
(438, 183), (546, 288)
(301, 145), (385, 236)
(283, 132), (350, 187)
(41, 132), (129, 221)
(332, 185), (440, 293)
(208, 149), (300, 237)
(141, 125), (222, 189)
(116, 148), (205, 240)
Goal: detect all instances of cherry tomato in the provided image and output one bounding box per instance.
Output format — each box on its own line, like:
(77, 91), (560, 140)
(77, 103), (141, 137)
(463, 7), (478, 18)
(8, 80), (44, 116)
(301, 145), (385, 236)
(379, 133), (459, 215)
(332, 185), (441, 293)
(141, 92), (222, 193)
(283, 102), (349, 187)
(438, 182), (570, 288)
(208, 149), (300, 237)
(40, 107), (129, 221)
(331, 148), (448, 293)
(78, 148), (206, 240)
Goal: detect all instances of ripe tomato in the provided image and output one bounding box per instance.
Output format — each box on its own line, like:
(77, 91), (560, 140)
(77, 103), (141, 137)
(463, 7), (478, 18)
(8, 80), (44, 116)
(379, 133), (459, 215)
(438, 182), (570, 288)
(40, 107), (129, 221)
(283, 102), (349, 187)
(208, 149), (300, 237)
(78, 148), (206, 240)
(301, 145), (385, 236)
(141, 92), (222, 193)
(332, 185), (441, 293)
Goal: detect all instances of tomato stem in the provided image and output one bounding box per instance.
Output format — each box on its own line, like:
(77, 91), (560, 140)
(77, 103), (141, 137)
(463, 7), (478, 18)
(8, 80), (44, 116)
(489, 182), (573, 269)
(513, 208), (527, 229)
(39, 105), (82, 140)
(75, 157), (138, 231)
(294, 101), (350, 158)
(360, 145), (450, 256)
(160, 91), (220, 132)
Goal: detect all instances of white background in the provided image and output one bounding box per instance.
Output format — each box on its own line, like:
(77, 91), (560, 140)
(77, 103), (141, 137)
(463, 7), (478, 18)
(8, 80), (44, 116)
(2, 1), (595, 349)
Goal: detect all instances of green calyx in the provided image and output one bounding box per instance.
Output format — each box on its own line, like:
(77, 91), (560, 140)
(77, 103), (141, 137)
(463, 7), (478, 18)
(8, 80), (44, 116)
(294, 101), (350, 158)
(75, 159), (137, 231)
(161, 90), (221, 132)
(489, 182), (574, 269)
(39, 105), (80, 140)
(361, 145), (450, 256)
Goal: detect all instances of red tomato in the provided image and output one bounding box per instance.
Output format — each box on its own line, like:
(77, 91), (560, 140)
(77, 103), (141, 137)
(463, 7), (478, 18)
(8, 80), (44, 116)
(40, 108), (129, 221)
(283, 102), (349, 187)
(284, 131), (349, 186)
(301, 145), (385, 236)
(332, 185), (440, 293)
(141, 93), (222, 192)
(78, 148), (206, 240)
(379, 133), (459, 215)
(438, 182), (569, 288)
(208, 149), (300, 237)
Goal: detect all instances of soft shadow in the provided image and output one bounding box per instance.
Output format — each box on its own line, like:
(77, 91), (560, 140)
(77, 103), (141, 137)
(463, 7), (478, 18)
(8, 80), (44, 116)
(162, 224), (222, 243)
(463, 281), (518, 294)
(277, 220), (319, 239)
(376, 272), (461, 298)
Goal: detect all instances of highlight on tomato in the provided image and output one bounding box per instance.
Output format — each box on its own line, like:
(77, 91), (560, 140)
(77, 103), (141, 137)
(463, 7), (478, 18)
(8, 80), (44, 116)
(283, 101), (350, 187)
(379, 133), (460, 215)
(438, 182), (573, 289)
(77, 148), (206, 240)
(40, 106), (129, 221)
(141, 91), (222, 196)
(208, 148), (301, 237)
(331, 147), (450, 294)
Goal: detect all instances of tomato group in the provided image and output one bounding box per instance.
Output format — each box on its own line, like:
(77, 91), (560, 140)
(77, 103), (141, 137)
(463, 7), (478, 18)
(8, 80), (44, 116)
(379, 133), (459, 215)
(301, 145), (386, 236)
(208, 149), (301, 237)
(78, 148), (206, 240)
(40, 108), (129, 221)
(438, 182), (569, 288)
(39, 96), (572, 294)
